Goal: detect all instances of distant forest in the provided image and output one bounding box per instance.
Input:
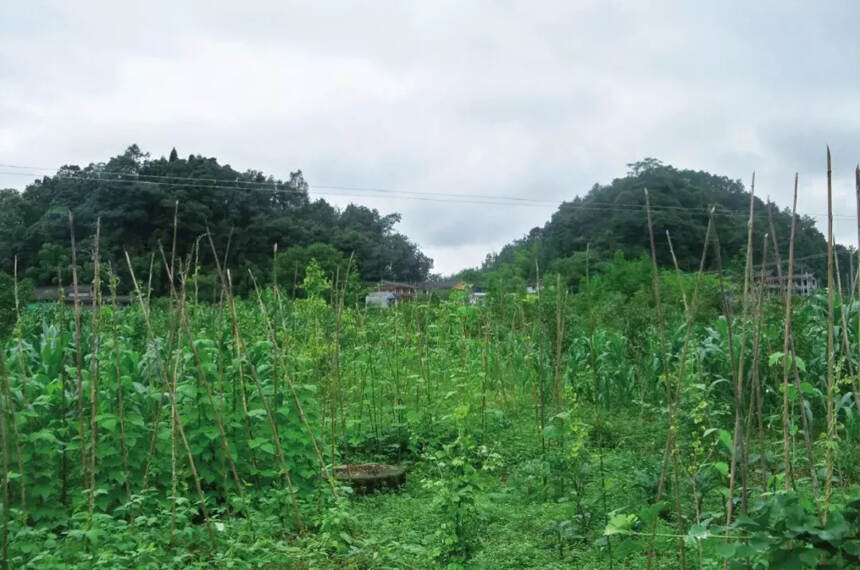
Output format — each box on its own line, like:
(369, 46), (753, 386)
(2, 151), (853, 300)
(0, 145), (432, 295)
(459, 158), (855, 290)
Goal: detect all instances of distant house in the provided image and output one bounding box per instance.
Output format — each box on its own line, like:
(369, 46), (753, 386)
(761, 272), (818, 297)
(374, 280), (423, 301)
(367, 279), (484, 305)
(33, 284), (94, 303)
(32, 285), (131, 306)
(365, 290), (396, 309)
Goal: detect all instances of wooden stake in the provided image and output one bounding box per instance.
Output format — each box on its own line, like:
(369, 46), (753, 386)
(88, 218), (101, 516)
(824, 148), (835, 521)
(781, 175), (799, 491)
(68, 210), (87, 488)
(727, 173), (755, 522)
(643, 189), (686, 570)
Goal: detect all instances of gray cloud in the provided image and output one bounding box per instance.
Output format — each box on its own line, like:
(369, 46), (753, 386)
(1, 1), (858, 274)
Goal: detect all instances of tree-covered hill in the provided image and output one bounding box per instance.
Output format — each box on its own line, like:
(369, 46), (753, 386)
(0, 145), (432, 294)
(478, 159), (850, 288)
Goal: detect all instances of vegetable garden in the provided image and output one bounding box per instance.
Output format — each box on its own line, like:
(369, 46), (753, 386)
(1, 176), (860, 569)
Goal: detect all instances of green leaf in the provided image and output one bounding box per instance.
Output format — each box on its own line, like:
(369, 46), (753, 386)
(686, 523), (710, 543)
(768, 352), (784, 367)
(715, 542), (737, 557)
(718, 429), (733, 452)
(604, 513), (637, 536)
(798, 548), (826, 566)
(97, 413), (118, 432)
(247, 408), (267, 419)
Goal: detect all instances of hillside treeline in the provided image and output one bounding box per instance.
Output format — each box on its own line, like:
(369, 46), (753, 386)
(0, 145), (432, 294)
(468, 159), (853, 289)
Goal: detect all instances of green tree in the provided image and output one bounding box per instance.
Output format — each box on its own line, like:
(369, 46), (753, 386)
(2, 145), (434, 292)
(301, 259), (331, 298)
(0, 272), (17, 338)
(486, 159), (835, 283)
(276, 243), (351, 293)
(0, 189), (26, 274)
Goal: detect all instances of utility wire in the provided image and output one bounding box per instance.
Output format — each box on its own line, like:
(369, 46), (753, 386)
(0, 163), (561, 205)
(1, 162), (858, 220)
(0, 169), (822, 218)
(0, 170), (562, 209)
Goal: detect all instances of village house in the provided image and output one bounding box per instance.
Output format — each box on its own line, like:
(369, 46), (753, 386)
(760, 271), (819, 297)
(32, 284), (132, 306)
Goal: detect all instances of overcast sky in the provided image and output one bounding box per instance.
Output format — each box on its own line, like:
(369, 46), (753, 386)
(1, 1), (858, 275)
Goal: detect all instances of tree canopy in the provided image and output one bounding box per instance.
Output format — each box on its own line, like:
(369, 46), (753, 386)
(0, 145), (432, 294)
(476, 159), (850, 288)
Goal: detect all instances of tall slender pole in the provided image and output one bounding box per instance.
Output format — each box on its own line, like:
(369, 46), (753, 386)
(0, 348), (10, 570)
(88, 219), (101, 516)
(643, 189), (686, 570)
(727, 173), (755, 521)
(855, 165), (860, 415)
(824, 148), (836, 521)
(781, 175), (799, 491)
(68, 210), (87, 488)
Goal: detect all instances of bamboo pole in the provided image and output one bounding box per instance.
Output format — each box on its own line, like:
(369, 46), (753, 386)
(727, 174), (756, 522)
(107, 267), (131, 503)
(824, 148), (836, 521)
(0, 348), (9, 570)
(749, 234), (769, 489)
(834, 246), (855, 387)
(552, 273), (565, 413)
(767, 193), (821, 512)
(226, 271), (304, 532)
(708, 208), (742, 566)
(643, 190), (686, 570)
(535, 259), (546, 454)
(57, 265), (69, 508)
(854, 165), (860, 413)
(855, 165), (860, 415)
(88, 219), (102, 516)
(780, 175), (799, 491)
(159, 248), (247, 507)
(248, 270), (339, 500)
(124, 252), (216, 546)
(68, 211), (87, 489)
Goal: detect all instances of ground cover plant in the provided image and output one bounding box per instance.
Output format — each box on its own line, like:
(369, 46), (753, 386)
(0, 165), (859, 568)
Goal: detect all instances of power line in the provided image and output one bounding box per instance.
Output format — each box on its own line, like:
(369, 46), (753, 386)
(1, 162), (858, 220)
(0, 163), (850, 278)
(0, 169), (808, 217)
(0, 162), (562, 205)
(0, 170), (563, 209)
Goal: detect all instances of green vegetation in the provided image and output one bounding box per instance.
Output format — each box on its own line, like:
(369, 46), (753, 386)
(0, 218), (859, 567)
(0, 145), (431, 294)
(468, 159), (855, 289)
(1, 158), (860, 568)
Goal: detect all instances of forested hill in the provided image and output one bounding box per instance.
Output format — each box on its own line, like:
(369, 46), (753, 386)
(0, 145), (432, 293)
(478, 159), (848, 286)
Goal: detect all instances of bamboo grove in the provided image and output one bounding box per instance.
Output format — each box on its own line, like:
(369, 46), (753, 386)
(0, 161), (859, 568)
